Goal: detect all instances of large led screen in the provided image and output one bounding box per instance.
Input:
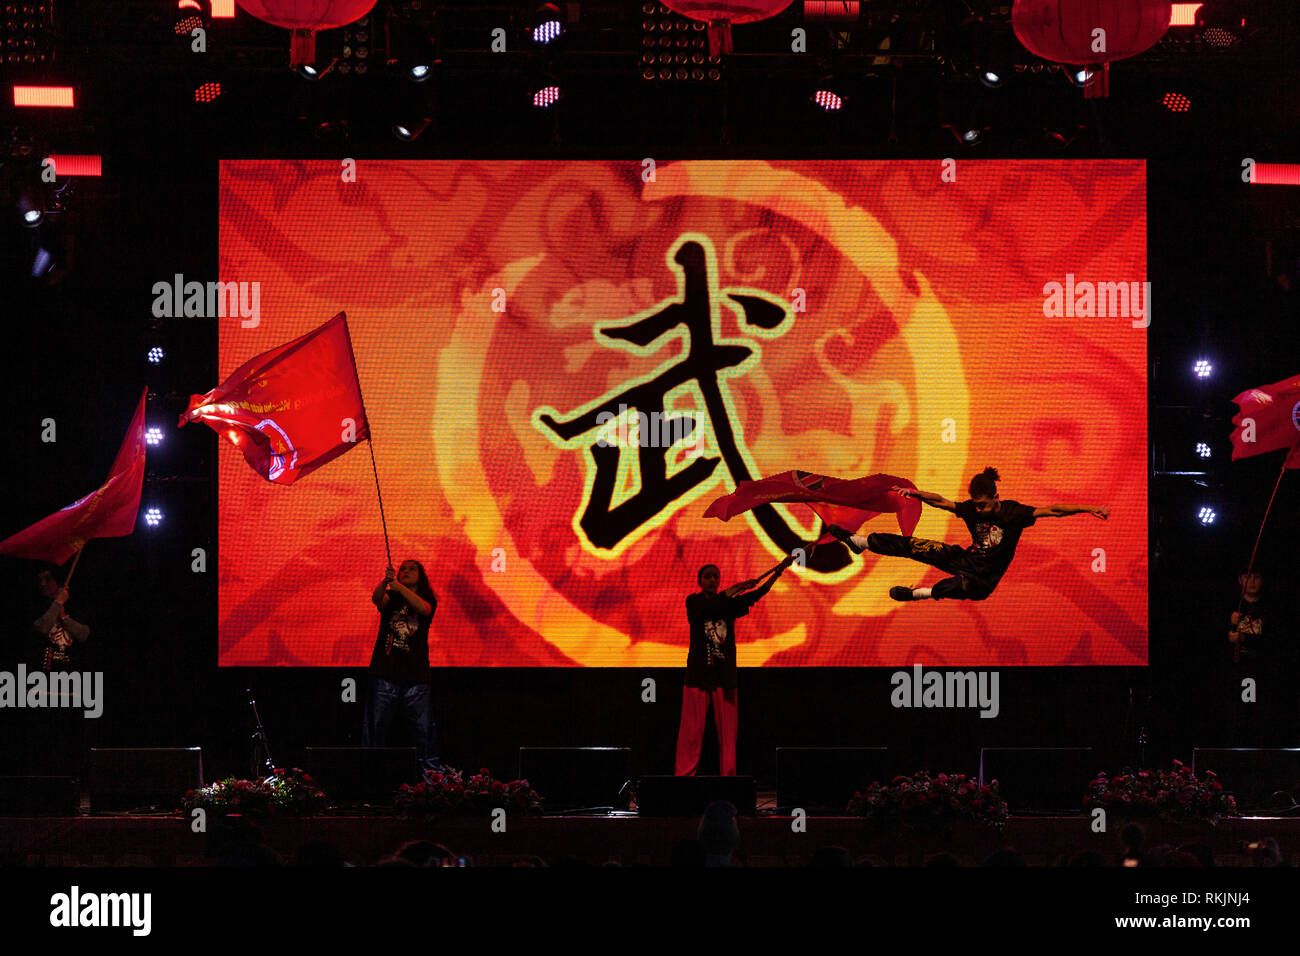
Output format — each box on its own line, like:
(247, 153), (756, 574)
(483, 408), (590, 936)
(217, 160), (1147, 667)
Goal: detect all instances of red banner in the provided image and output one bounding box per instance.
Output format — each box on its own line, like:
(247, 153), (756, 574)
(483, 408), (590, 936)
(1230, 373), (1300, 469)
(0, 387), (148, 564)
(180, 312), (370, 484)
(705, 472), (922, 540)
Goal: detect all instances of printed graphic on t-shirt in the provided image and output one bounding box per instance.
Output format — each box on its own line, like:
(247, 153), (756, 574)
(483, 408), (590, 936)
(386, 605), (418, 655)
(45, 621), (72, 667)
(1237, 613), (1262, 636)
(972, 522), (1003, 552)
(703, 619), (728, 665)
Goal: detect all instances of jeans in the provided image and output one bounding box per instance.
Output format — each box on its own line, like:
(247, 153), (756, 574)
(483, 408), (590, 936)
(363, 676), (442, 775)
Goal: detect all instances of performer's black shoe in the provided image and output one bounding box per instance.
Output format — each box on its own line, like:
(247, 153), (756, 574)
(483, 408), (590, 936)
(889, 586), (917, 601)
(827, 525), (864, 554)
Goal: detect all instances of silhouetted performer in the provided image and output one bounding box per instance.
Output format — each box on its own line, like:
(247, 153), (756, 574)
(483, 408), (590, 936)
(31, 565), (90, 670)
(675, 555), (794, 776)
(829, 466), (1108, 601)
(364, 559), (444, 777)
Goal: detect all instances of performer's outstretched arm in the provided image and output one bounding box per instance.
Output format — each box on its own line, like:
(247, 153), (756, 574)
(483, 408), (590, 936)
(1031, 505), (1109, 520)
(894, 486), (957, 513)
(723, 554), (795, 599)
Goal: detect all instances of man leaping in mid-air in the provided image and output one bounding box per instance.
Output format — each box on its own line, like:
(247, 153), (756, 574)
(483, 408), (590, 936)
(828, 466), (1108, 602)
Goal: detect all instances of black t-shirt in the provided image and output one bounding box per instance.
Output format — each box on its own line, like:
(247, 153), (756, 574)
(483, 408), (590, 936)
(369, 590), (436, 684)
(30, 598), (77, 671)
(684, 588), (765, 690)
(1231, 596), (1266, 664)
(953, 498), (1037, 585)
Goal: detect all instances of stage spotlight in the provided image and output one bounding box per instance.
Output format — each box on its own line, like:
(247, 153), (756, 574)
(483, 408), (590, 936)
(531, 2), (564, 44)
(17, 199), (43, 227)
(32, 248), (54, 276)
(195, 82), (222, 103)
(533, 85), (561, 108)
(1197, 506), (1216, 526)
(144, 507), (164, 528)
(297, 61), (337, 80)
(392, 118), (431, 141)
(533, 20), (563, 44)
(1195, 5), (1242, 48)
(1195, 442), (1212, 459)
(174, 14), (204, 36)
(813, 90), (843, 111)
(1069, 67), (1091, 87)
(145, 427), (165, 446)
(1193, 358), (1213, 379)
(148, 346), (165, 364)
(979, 69), (1003, 89)
(1162, 92), (1191, 112)
(408, 64), (431, 82)
(943, 123), (986, 147)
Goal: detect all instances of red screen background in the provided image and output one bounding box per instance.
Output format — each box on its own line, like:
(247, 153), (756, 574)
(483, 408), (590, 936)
(217, 159), (1147, 667)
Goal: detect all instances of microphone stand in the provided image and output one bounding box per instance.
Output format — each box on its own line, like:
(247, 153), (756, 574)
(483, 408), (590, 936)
(247, 688), (278, 780)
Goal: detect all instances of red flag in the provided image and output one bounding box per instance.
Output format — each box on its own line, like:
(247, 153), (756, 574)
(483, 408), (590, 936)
(0, 387), (148, 564)
(1229, 373), (1300, 469)
(179, 312), (370, 484)
(703, 471), (923, 540)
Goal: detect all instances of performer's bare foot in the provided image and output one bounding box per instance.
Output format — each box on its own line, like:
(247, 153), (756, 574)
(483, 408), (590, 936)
(827, 525), (864, 554)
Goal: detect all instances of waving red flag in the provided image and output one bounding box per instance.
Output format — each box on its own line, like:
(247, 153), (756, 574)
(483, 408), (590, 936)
(179, 312), (370, 484)
(704, 471), (922, 541)
(1229, 373), (1300, 469)
(0, 387), (148, 564)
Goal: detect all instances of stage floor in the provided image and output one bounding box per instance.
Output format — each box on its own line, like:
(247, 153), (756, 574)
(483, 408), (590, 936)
(1, 813), (1295, 867)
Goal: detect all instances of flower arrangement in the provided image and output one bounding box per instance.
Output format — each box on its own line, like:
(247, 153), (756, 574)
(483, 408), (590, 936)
(1083, 760), (1238, 824)
(394, 767), (544, 819)
(846, 771), (1009, 832)
(182, 768), (328, 817)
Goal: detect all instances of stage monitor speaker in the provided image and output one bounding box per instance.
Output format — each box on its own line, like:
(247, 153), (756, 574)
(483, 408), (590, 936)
(1192, 748), (1300, 814)
(636, 775), (756, 816)
(0, 776), (80, 816)
(979, 747), (1094, 814)
(518, 747), (632, 812)
(303, 747), (417, 806)
(89, 747), (204, 812)
(776, 747), (892, 814)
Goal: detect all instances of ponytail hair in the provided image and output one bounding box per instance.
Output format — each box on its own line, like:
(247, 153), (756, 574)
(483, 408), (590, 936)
(969, 466), (1000, 498)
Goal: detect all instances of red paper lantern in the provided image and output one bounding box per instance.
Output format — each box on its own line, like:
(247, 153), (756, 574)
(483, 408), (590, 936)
(1012, 0), (1171, 98)
(661, 1), (795, 58)
(236, 0), (379, 67)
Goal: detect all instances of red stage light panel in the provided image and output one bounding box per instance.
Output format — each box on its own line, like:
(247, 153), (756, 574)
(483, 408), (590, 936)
(805, 1), (859, 18)
(813, 90), (843, 111)
(195, 82), (222, 103)
(13, 86), (75, 107)
(44, 155), (103, 177)
(1170, 3), (1202, 26)
(1161, 92), (1191, 112)
(1251, 163), (1300, 186)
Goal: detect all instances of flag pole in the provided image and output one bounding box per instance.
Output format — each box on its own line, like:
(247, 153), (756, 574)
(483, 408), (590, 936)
(366, 439), (393, 571)
(756, 540), (817, 580)
(1236, 450), (1292, 615)
(339, 312), (394, 571)
(62, 544), (84, 588)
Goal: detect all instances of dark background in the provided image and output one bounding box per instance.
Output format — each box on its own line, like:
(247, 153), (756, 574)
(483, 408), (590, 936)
(1, 1), (1297, 789)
